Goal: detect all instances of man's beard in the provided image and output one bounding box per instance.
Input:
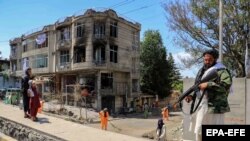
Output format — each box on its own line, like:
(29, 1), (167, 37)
(204, 62), (216, 70)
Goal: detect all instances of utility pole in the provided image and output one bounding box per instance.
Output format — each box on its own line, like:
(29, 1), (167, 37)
(244, 1), (250, 77)
(219, 0), (223, 62)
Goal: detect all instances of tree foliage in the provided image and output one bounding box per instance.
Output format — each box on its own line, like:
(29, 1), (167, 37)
(168, 53), (183, 92)
(140, 30), (181, 98)
(164, 0), (250, 77)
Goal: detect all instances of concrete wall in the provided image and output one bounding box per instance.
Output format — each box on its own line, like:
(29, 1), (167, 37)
(225, 78), (245, 124)
(0, 117), (64, 141)
(246, 79), (250, 124)
(182, 77), (248, 140)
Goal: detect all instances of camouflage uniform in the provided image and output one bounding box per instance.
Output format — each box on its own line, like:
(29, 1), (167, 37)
(195, 66), (232, 114)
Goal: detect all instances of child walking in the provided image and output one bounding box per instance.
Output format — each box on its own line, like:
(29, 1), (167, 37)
(28, 80), (41, 122)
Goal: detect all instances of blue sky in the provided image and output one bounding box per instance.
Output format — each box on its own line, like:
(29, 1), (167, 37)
(0, 0), (197, 78)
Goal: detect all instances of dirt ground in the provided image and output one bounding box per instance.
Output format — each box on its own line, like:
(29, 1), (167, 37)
(42, 103), (183, 140)
(85, 112), (183, 141)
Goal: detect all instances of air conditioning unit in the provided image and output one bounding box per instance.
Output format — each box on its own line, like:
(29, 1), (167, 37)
(60, 42), (65, 46)
(59, 65), (64, 70)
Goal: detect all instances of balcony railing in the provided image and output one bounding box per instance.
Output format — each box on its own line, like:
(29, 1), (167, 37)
(57, 39), (71, 50)
(94, 34), (105, 39)
(93, 60), (106, 66)
(100, 82), (128, 96)
(57, 63), (71, 71)
(9, 54), (17, 60)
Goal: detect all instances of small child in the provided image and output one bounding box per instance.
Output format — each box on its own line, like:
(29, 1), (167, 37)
(28, 80), (41, 121)
(156, 118), (166, 141)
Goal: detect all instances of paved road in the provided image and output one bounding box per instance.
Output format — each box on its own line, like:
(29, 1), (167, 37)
(0, 102), (151, 141)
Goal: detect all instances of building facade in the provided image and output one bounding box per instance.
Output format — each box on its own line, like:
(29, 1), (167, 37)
(9, 9), (141, 113)
(0, 59), (17, 89)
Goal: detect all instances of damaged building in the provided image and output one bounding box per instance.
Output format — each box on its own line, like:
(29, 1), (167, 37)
(9, 9), (141, 114)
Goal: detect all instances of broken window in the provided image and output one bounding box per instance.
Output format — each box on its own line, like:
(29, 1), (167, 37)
(110, 45), (118, 63)
(101, 73), (113, 89)
(110, 21), (117, 37)
(74, 47), (86, 63)
(93, 22), (105, 38)
(60, 50), (70, 65)
(93, 45), (105, 64)
(59, 27), (71, 41)
(75, 22), (85, 38)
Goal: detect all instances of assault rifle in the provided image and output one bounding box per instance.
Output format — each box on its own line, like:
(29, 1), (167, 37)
(174, 68), (218, 108)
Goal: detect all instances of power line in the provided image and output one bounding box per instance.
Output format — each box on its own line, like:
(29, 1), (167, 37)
(109, 0), (135, 9)
(121, 5), (151, 15)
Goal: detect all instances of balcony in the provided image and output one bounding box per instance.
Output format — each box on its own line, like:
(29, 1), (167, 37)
(75, 37), (86, 46)
(100, 83), (128, 96)
(57, 63), (71, 72)
(100, 89), (114, 96)
(92, 34), (107, 43)
(108, 63), (130, 72)
(93, 60), (106, 66)
(9, 54), (17, 60)
(57, 40), (71, 50)
(10, 70), (16, 76)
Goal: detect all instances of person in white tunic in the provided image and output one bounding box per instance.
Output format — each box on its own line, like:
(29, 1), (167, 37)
(185, 49), (232, 141)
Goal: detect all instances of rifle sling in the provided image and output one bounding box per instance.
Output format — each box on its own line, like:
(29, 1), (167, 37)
(190, 90), (206, 114)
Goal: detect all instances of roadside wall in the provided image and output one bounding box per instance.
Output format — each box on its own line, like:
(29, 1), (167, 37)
(0, 117), (65, 141)
(182, 77), (249, 140)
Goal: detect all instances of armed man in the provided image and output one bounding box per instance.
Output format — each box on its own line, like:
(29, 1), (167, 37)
(184, 49), (232, 141)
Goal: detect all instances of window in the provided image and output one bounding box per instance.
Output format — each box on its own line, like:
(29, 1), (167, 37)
(11, 61), (17, 71)
(132, 31), (139, 50)
(93, 22), (105, 38)
(110, 21), (117, 37)
(74, 47), (86, 63)
(59, 27), (71, 41)
(60, 50), (70, 65)
(35, 33), (48, 48)
(10, 46), (17, 58)
(75, 22), (85, 38)
(22, 57), (29, 70)
(23, 45), (27, 52)
(131, 57), (139, 73)
(101, 73), (113, 89)
(27, 39), (34, 50)
(33, 54), (48, 68)
(22, 41), (28, 52)
(110, 45), (118, 63)
(132, 79), (139, 92)
(43, 81), (53, 93)
(93, 46), (105, 64)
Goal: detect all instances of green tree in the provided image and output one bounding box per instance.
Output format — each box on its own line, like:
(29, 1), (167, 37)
(140, 30), (172, 98)
(164, 0), (250, 77)
(168, 53), (183, 92)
